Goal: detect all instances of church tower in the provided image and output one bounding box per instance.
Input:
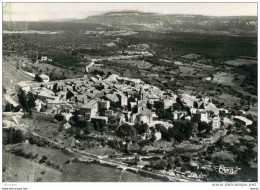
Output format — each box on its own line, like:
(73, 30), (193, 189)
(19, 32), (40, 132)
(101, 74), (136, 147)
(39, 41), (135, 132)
(139, 86), (146, 101)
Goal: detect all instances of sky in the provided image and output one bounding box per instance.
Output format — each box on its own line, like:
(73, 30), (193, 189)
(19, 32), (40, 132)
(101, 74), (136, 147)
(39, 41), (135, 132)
(3, 3), (258, 22)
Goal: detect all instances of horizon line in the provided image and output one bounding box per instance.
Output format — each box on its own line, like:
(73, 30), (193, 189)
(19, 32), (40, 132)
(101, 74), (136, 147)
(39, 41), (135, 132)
(3, 11), (258, 22)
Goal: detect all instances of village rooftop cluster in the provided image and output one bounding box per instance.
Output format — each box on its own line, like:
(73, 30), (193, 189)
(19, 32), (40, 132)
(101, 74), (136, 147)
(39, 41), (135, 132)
(16, 71), (253, 143)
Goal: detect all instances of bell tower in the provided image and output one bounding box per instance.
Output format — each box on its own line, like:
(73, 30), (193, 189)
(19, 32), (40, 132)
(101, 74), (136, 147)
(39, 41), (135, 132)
(139, 86), (146, 101)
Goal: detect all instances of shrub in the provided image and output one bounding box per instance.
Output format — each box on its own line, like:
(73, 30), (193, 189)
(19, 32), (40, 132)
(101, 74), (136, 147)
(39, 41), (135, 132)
(40, 107), (46, 112)
(72, 157), (80, 163)
(3, 129), (25, 145)
(138, 139), (152, 147)
(54, 114), (65, 122)
(134, 123), (149, 135)
(108, 140), (120, 149)
(117, 124), (137, 141)
(36, 178), (42, 182)
(11, 149), (36, 160)
(39, 155), (48, 164)
(64, 159), (71, 164)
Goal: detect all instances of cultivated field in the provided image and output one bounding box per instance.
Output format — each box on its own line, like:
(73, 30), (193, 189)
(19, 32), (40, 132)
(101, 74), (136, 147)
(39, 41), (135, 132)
(224, 59), (257, 66)
(212, 72), (235, 86)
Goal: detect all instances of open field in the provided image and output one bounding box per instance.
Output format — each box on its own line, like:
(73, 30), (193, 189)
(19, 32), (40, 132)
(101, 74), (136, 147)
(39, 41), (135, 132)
(224, 59), (257, 66)
(3, 142), (161, 182)
(20, 112), (69, 143)
(3, 57), (34, 91)
(3, 152), (62, 182)
(4, 142), (73, 166)
(80, 146), (120, 157)
(61, 162), (160, 182)
(212, 93), (240, 108)
(111, 59), (152, 69)
(36, 62), (86, 78)
(179, 66), (196, 75)
(212, 72), (235, 86)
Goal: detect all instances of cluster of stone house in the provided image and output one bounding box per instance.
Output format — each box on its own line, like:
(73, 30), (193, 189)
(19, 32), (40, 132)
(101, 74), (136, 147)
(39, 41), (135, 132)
(17, 74), (161, 127)
(16, 72), (252, 136)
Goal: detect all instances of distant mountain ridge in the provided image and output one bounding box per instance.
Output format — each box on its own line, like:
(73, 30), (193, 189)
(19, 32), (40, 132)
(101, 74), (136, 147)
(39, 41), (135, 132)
(78, 11), (257, 34)
(81, 11), (257, 23)
(102, 11), (157, 16)
(3, 11), (257, 35)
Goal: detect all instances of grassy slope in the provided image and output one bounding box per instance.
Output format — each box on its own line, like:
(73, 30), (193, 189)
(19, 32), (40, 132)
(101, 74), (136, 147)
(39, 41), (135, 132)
(3, 152), (62, 182)
(3, 58), (34, 91)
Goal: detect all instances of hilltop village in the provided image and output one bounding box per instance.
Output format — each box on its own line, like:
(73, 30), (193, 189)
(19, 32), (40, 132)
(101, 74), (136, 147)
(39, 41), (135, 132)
(4, 64), (254, 181)
(17, 72), (227, 138)
(3, 47), (257, 182)
(2, 13), (257, 182)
